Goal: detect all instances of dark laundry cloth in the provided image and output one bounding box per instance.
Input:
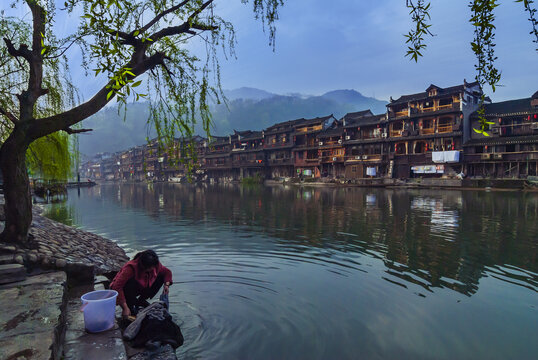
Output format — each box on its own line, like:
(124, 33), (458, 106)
(124, 274), (165, 314)
(124, 301), (184, 350)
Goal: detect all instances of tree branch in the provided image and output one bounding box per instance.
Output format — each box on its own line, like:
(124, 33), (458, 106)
(63, 127), (92, 134)
(150, 0), (217, 41)
(3, 38), (32, 62)
(0, 106), (19, 124)
(30, 52), (168, 140)
(138, 0), (190, 35)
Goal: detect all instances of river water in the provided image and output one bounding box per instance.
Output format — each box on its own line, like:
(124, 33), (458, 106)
(44, 183), (538, 360)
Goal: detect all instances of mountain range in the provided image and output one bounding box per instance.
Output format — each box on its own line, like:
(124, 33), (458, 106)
(78, 88), (387, 158)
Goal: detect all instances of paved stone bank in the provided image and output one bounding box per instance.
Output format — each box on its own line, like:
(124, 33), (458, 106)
(0, 271), (67, 360)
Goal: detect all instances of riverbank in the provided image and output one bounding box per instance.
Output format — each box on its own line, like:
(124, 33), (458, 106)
(0, 195), (129, 359)
(263, 177), (537, 190)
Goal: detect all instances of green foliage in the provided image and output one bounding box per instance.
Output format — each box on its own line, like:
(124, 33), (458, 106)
(405, 0), (432, 62)
(27, 131), (73, 180)
(241, 173), (264, 185)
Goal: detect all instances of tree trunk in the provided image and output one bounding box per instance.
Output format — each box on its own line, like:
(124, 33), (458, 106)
(0, 130), (32, 244)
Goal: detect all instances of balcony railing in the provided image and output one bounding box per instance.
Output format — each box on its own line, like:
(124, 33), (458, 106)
(420, 102), (458, 113)
(437, 104), (453, 110)
(345, 154), (382, 162)
(362, 133), (382, 140)
(390, 129), (403, 137)
(296, 125), (322, 133)
(437, 124), (453, 133)
(320, 155), (345, 162)
(268, 158), (293, 165)
(420, 128), (435, 135)
(319, 140), (342, 146)
(395, 110), (408, 118)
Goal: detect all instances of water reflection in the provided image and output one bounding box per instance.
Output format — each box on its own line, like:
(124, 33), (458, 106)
(81, 183), (536, 297)
(45, 184), (538, 359)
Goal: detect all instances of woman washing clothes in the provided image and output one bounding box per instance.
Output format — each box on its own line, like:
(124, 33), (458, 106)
(110, 249), (173, 317)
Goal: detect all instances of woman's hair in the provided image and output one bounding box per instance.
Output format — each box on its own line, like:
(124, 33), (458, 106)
(133, 250), (159, 270)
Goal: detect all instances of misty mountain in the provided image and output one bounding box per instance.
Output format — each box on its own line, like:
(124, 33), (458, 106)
(222, 87), (276, 101)
(78, 88), (387, 157)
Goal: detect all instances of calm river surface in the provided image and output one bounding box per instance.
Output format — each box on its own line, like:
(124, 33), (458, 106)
(44, 183), (537, 360)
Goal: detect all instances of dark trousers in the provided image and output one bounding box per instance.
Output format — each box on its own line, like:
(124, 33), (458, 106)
(123, 274), (164, 312)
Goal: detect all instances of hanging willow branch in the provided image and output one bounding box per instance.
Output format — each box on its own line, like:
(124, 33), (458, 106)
(469, 0), (501, 135)
(405, 0), (433, 62)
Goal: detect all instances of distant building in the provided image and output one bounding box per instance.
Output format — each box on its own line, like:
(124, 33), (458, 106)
(463, 91), (538, 178)
(386, 80), (482, 178)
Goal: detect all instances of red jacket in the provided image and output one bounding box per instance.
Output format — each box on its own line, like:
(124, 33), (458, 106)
(110, 257), (173, 305)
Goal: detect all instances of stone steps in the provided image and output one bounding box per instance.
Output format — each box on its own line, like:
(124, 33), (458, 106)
(0, 254), (15, 265)
(0, 263), (27, 284)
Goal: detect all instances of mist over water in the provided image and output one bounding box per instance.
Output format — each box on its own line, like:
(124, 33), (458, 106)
(44, 184), (538, 359)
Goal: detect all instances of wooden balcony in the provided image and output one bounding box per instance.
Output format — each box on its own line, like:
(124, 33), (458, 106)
(344, 154), (383, 162)
(437, 104), (453, 110)
(437, 124), (453, 133)
(319, 140), (342, 146)
(296, 125), (322, 133)
(295, 142), (317, 148)
(268, 158), (294, 166)
(320, 155), (345, 163)
(205, 162), (231, 169)
(420, 102), (459, 113)
(395, 110), (408, 118)
(232, 159), (264, 167)
(421, 106), (435, 113)
(420, 128), (435, 135)
(390, 130), (403, 137)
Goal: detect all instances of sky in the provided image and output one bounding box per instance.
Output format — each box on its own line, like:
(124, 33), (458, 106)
(2, 0), (537, 103)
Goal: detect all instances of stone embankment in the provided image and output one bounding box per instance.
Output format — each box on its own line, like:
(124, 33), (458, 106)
(0, 195), (130, 360)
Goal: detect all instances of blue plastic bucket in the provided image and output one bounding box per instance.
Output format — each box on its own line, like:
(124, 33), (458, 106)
(80, 290), (118, 333)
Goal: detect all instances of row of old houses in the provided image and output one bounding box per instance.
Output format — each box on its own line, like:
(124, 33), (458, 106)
(81, 80), (538, 182)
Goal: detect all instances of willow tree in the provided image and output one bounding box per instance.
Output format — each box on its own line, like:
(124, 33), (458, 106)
(0, 0), (283, 243)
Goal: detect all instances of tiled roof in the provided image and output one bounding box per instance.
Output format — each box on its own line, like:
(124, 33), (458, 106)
(341, 110), (373, 121)
(344, 114), (385, 128)
(265, 114), (335, 132)
(238, 130), (263, 140)
(471, 98), (536, 117)
(318, 127), (343, 138)
(389, 81), (479, 105)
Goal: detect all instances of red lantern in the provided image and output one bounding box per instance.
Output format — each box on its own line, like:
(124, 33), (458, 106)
(534, 114), (537, 119)
(498, 118), (502, 124)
